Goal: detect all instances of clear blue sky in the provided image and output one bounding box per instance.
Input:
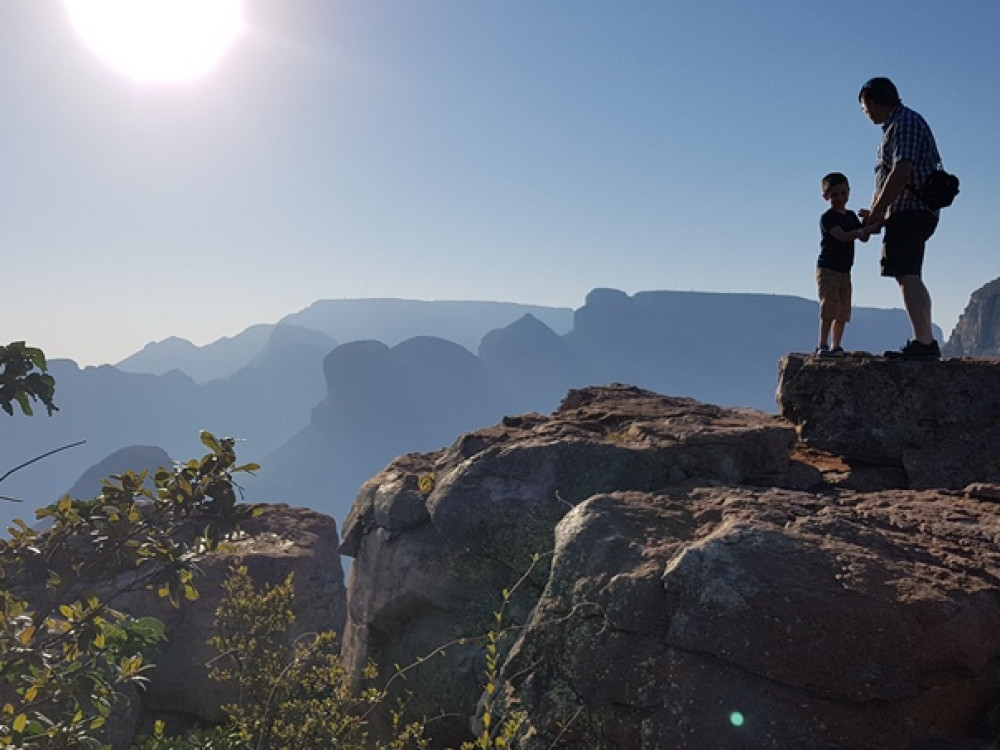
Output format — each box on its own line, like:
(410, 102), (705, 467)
(2, 1), (998, 365)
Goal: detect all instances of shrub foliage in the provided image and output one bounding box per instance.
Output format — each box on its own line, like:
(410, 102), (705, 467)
(0, 419), (259, 748)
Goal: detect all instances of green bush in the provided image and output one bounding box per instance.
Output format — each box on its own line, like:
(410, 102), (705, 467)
(0, 422), (259, 748)
(135, 563), (428, 750)
(130, 722), (247, 750)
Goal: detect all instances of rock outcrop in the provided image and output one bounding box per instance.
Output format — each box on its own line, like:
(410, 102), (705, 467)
(944, 278), (1000, 357)
(119, 504), (346, 737)
(777, 353), (1000, 489)
(340, 385), (797, 746)
(340, 372), (1000, 749)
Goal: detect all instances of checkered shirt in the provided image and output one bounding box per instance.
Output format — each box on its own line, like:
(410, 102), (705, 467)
(875, 105), (942, 216)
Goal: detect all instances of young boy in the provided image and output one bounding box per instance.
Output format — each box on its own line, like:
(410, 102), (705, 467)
(815, 172), (873, 357)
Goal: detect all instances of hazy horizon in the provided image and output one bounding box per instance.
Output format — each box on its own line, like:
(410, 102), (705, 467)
(62, 288), (944, 370)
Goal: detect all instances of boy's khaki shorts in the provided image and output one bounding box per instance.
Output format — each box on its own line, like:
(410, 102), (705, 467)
(816, 268), (852, 322)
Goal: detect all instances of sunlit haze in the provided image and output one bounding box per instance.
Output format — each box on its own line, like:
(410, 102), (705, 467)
(2, 2), (998, 365)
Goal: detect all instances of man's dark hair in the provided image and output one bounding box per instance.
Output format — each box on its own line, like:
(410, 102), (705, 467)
(859, 77), (901, 106)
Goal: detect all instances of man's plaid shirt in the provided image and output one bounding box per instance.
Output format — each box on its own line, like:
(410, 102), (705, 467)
(875, 104), (942, 217)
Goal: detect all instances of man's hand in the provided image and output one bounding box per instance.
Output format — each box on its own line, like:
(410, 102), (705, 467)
(859, 208), (885, 227)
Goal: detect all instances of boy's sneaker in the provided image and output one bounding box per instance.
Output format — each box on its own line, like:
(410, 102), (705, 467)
(829, 346), (846, 358)
(814, 345), (832, 358)
(884, 339), (941, 360)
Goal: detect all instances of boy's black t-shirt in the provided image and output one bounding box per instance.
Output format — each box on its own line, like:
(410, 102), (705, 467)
(818, 208), (862, 273)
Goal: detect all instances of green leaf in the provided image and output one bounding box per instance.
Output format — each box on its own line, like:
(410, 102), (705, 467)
(24, 345), (47, 371)
(17, 625), (35, 645)
(14, 392), (32, 417)
(200, 430), (221, 452)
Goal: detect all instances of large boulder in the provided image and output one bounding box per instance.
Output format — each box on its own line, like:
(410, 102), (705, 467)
(123, 504), (347, 729)
(503, 487), (1000, 749)
(339, 384), (796, 746)
(776, 353), (1000, 489)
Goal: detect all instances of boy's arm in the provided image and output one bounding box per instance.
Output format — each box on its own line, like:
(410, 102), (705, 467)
(828, 225), (873, 243)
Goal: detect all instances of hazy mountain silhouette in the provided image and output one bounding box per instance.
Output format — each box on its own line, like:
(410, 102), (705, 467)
(116, 325), (277, 383)
(280, 298), (575, 353)
(64, 445), (172, 500)
(479, 313), (601, 413)
(944, 278), (1000, 357)
(2, 290), (931, 529)
(116, 299), (573, 383)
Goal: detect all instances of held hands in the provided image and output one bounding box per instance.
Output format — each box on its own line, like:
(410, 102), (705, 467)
(858, 207), (885, 228)
(857, 209), (883, 236)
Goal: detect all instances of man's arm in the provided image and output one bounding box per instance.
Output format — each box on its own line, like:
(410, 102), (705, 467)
(867, 159), (913, 223)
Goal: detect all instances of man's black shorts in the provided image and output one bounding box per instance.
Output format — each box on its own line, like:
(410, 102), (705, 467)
(880, 209), (939, 278)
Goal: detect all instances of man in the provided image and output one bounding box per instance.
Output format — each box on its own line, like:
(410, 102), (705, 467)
(858, 77), (943, 359)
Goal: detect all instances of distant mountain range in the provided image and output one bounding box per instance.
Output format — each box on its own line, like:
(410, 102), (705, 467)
(116, 299), (575, 383)
(0, 290), (936, 529)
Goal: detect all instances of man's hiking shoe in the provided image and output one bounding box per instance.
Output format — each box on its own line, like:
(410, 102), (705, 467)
(884, 339), (941, 360)
(814, 345), (845, 359)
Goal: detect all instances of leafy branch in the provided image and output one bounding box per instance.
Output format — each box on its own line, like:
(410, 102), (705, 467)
(0, 342), (56, 418)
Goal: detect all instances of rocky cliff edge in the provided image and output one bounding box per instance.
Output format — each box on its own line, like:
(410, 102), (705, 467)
(340, 359), (1000, 749)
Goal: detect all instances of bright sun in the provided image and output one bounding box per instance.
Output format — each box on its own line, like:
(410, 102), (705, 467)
(65, 0), (246, 83)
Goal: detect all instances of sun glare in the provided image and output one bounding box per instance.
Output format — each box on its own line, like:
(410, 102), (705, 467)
(65, 0), (246, 83)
